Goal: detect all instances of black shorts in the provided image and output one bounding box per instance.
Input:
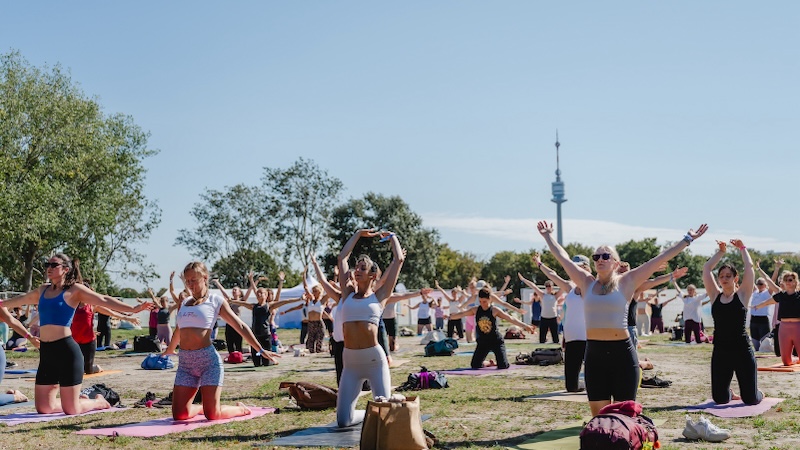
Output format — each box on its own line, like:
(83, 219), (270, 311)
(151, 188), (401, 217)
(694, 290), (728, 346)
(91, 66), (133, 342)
(383, 318), (398, 337)
(417, 317), (431, 325)
(531, 319), (541, 327)
(36, 336), (84, 387)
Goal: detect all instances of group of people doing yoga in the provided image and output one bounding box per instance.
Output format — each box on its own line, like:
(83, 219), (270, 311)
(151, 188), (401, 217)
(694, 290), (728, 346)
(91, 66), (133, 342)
(2, 222), (799, 423)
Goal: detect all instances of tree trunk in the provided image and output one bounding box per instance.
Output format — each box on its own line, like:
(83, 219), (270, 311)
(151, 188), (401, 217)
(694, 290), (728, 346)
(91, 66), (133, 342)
(22, 241), (38, 292)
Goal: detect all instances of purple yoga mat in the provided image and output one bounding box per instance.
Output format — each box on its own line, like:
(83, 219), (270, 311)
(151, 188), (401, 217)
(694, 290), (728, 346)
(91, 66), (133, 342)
(0, 407), (127, 426)
(75, 407), (275, 437)
(441, 365), (527, 376)
(684, 397), (784, 418)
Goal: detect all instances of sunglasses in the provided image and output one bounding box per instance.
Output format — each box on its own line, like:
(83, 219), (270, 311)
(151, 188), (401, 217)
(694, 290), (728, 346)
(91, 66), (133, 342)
(785, 278), (797, 283)
(43, 262), (65, 269)
(592, 253), (612, 262)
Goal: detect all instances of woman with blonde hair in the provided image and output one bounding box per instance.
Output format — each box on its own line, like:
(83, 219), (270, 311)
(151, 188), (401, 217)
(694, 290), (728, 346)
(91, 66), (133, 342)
(164, 262), (281, 420)
(537, 221), (707, 416)
(4, 253), (152, 414)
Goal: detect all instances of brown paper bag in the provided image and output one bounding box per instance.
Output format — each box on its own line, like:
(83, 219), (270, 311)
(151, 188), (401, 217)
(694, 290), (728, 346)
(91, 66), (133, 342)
(360, 396), (428, 450)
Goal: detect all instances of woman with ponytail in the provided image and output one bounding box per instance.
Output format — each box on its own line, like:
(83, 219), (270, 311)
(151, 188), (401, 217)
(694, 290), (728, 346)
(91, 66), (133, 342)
(4, 253), (153, 415)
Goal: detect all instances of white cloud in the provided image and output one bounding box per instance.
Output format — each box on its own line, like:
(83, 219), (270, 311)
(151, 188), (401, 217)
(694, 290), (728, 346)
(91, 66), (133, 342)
(423, 213), (800, 258)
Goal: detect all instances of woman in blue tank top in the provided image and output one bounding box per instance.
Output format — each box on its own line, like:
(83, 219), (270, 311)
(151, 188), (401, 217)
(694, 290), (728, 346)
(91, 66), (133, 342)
(4, 253), (153, 415)
(538, 221), (708, 416)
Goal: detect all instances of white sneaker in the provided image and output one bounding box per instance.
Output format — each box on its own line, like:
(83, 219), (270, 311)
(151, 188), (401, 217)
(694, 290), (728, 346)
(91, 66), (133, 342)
(694, 415), (731, 442)
(682, 415), (701, 440)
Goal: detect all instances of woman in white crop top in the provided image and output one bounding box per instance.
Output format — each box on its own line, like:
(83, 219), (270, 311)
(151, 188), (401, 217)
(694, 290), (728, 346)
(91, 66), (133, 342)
(164, 261), (280, 421)
(537, 220), (708, 416)
(335, 229), (405, 428)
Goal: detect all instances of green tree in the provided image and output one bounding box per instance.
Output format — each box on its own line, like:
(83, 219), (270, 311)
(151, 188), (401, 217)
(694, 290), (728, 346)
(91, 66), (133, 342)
(211, 248), (300, 289)
(434, 244), (483, 289)
(325, 193), (439, 289)
(534, 242), (596, 283)
(481, 251), (533, 300)
(0, 51), (160, 292)
(175, 184), (276, 263)
(261, 157), (343, 267)
(616, 238), (661, 269)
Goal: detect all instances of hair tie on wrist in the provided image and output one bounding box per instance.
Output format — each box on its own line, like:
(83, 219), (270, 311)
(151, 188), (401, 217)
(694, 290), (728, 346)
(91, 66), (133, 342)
(682, 234), (693, 245)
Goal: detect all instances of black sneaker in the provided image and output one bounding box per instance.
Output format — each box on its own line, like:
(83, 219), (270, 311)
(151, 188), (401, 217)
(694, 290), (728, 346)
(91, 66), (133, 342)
(6, 361), (17, 368)
(641, 374), (672, 388)
(154, 391), (173, 408)
(133, 392), (158, 408)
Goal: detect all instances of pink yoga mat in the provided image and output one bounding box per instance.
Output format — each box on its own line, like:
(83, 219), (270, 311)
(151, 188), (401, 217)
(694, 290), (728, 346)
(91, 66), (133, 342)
(75, 407), (275, 437)
(684, 397), (784, 418)
(441, 365), (527, 376)
(0, 407), (127, 426)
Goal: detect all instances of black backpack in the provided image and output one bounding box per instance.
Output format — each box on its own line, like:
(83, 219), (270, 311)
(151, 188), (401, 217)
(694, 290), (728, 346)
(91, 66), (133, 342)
(133, 335), (161, 353)
(80, 383), (121, 407)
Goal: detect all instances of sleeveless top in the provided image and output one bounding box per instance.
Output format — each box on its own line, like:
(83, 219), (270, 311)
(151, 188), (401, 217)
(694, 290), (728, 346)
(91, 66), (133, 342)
(175, 293), (224, 329)
(711, 293), (749, 347)
(476, 305), (501, 340)
(417, 301), (431, 319)
(252, 304), (271, 335)
(563, 287), (587, 342)
(340, 292), (382, 325)
(70, 303), (95, 344)
(307, 300), (324, 314)
(650, 303), (663, 319)
(38, 287), (77, 327)
(583, 280), (629, 329)
(157, 307), (170, 324)
(541, 294), (558, 319)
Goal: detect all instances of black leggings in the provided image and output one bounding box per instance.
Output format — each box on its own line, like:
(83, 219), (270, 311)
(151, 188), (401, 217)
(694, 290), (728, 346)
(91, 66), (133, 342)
(539, 317), (559, 343)
(331, 337), (344, 385)
(225, 325), (243, 353)
(564, 340), (587, 392)
(471, 337), (509, 369)
(584, 338), (639, 402)
(749, 316), (770, 351)
(97, 315), (111, 348)
(711, 344), (763, 405)
(78, 340), (98, 374)
(251, 334), (273, 367)
(447, 319), (464, 339)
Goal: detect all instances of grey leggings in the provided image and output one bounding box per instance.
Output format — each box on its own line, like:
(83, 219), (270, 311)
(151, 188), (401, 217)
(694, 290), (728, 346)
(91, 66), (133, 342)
(336, 346), (391, 427)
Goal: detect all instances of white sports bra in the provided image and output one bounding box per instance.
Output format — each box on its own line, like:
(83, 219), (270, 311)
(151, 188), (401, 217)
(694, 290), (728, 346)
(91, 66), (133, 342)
(340, 292), (382, 325)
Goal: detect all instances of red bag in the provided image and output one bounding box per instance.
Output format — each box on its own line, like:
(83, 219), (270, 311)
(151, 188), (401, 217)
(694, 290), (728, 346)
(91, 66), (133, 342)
(224, 351), (244, 363)
(579, 401), (659, 450)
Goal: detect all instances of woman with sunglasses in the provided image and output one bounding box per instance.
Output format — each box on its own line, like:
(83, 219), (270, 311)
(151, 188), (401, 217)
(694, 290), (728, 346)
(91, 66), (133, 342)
(703, 240), (763, 405)
(752, 270), (800, 367)
(537, 221), (707, 416)
(3, 253), (153, 414)
(335, 229), (404, 428)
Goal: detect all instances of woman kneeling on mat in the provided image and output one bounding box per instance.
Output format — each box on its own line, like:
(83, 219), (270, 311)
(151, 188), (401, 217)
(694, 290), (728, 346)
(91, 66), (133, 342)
(164, 262), (281, 420)
(703, 240), (763, 405)
(450, 286), (533, 369)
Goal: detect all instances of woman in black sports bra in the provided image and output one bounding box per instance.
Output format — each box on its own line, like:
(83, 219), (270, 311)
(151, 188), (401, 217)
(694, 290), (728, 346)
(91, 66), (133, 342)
(703, 239), (763, 405)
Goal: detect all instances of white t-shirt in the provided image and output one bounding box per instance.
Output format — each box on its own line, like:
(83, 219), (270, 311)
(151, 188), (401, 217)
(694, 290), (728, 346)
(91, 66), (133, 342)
(541, 294), (558, 319)
(750, 290), (773, 318)
(682, 294), (708, 323)
(563, 287), (586, 342)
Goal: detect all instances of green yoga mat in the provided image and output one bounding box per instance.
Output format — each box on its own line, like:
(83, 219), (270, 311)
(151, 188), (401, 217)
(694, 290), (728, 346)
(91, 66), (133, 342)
(508, 418), (666, 450)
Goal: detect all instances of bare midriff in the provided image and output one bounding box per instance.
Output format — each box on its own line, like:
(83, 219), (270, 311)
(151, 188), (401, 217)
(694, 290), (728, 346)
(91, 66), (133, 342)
(343, 321), (379, 349)
(781, 318), (800, 323)
(308, 311), (323, 321)
(39, 325), (72, 343)
(178, 327), (213, 351)
(587, 328), (630, 341)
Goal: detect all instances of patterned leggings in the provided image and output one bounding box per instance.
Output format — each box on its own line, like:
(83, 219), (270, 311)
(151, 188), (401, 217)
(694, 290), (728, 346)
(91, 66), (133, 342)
(306, 320), (325, 353)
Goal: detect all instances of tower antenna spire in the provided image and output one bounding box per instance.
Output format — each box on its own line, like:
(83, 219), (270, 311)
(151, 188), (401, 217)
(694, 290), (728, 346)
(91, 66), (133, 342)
(550, 130), (567, 245)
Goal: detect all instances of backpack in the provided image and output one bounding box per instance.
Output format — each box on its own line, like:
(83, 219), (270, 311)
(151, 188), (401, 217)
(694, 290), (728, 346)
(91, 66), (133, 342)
(213, 339), (227, 350)
(141, 353), (175, 370)
(224, 351), (244, 363)
(396, 367), (449, 391)
(531, 347), (564, 365)
(279, 381), (338, 410)
(80, 383), (121, 407)
(579, 401), (659, 450)
(133, 335), (161, 353)
(504, 326), (526, 339)
(759, 333), (774, 353)
(424, 338), (459, 357)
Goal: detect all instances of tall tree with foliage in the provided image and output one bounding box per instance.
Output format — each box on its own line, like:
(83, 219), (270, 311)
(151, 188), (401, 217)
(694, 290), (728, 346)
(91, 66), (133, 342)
(176, 183), (276, 263)
(0, 51), (160, 292)
(434, 244), (483, 289)
(261, 157), (343, 267)
(211, 248), (300, 289)
(325, 193), (439, 289)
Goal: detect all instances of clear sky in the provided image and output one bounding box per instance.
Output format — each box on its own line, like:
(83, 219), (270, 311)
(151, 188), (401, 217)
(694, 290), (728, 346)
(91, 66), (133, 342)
(3, 2), (798, 290)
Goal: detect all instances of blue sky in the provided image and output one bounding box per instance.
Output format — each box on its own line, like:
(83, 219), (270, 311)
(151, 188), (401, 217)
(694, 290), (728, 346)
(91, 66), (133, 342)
(3, 2), (799, 290)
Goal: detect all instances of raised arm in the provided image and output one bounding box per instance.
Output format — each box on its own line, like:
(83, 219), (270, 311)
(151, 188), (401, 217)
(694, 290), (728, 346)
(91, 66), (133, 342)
(338, 229), (379, 295)
(212, 279), (231, 301)
(498, 275), (511, 293)
(755, 261), (781, 294)
(772, 258), (785, 283)
(310, 252), (342, 303)
(169, 271), (181, 303)
(386, 288), (433, 305)
(76, 285), (153, 315)
(274, 271), (285, 302)
(537, 221), (594, 292)
(517, 272), (545, 296)
(375, 232), (406, 301)
(702, 240), (727, 300)
(622, 224), (708, 295)
(492, 307), (535, 334)
(2, 286), (45, 310)
(532, 253), (573, 293)
(490, 292), (525, 315)
(731, 239), (755, 305)
(637, 267), (688, 294)
(434, 280), (454, 302)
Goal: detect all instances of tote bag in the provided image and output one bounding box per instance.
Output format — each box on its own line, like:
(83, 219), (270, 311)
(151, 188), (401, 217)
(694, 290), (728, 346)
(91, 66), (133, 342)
(360, 396), (428, 450)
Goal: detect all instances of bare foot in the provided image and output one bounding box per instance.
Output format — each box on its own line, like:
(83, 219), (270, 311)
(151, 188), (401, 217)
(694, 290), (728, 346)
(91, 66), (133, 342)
(731, 392), (741, 401)
(94, 394), (111, 409)
(237, 402), (252, 415)
(7, 389), (28, 403)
